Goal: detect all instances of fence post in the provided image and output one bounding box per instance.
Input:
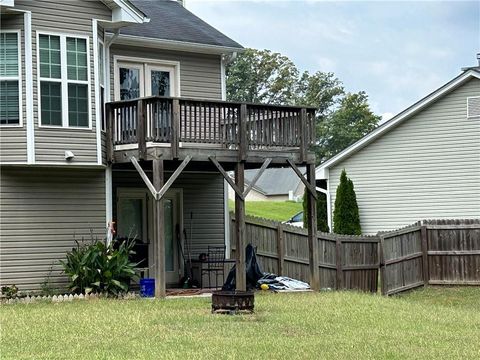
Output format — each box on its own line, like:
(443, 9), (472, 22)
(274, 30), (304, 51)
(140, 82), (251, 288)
(420, 225), (429, 286)
(277, 223), (285, 275)
(379, 235), (387, 295)
(335, 239), (343, 290)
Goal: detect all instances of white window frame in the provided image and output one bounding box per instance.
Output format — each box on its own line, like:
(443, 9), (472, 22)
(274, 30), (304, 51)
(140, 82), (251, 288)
(113, 55), (181, 101)
(98, 38), (106, 132)
(467, 96), (480, 119)
(0, 29), (23, 128)
(36, 30), (91, 129)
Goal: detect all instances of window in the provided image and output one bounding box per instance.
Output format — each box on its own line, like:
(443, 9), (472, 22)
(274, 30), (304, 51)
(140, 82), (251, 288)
(0, 31), (21, 126)
(38, 33), (89, 128)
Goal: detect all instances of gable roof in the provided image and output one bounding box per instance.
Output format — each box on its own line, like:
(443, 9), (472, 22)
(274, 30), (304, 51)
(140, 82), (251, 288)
(117, 0), (243, 52)
(316, 68), (480, 178)
(244, 167), (305, 196)
(100, 0), (149, 23)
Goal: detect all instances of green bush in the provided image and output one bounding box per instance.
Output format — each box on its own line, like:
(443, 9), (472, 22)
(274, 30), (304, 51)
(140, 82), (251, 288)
(61, 239), (138, 295)
(302, 189), (329, 232)
(333, 169), (361, 235)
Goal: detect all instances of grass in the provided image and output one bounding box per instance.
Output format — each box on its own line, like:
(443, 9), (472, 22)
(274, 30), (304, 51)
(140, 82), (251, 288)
(1, 287), (479, 359)
(228, 199), (302, 222)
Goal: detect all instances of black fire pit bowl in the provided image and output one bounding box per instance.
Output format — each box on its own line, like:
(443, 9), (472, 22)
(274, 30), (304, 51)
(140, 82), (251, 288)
(211, 290), (255, 314)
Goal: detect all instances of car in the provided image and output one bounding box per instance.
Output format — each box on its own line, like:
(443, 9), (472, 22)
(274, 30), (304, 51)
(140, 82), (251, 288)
(283, 211), (304, 227)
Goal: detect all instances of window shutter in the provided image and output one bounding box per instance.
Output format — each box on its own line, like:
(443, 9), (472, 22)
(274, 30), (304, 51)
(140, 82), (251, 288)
(467, 96), (480, 118)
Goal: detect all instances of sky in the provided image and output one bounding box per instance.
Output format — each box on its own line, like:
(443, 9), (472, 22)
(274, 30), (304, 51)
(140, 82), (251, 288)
(186, 0), (480, 121)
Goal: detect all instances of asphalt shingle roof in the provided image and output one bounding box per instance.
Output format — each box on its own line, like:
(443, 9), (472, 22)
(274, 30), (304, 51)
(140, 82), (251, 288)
(244, 167), (305, 196)
(122, 0), (243, 49)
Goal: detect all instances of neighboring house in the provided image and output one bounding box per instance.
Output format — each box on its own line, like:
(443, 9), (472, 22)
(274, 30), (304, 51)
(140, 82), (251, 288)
(317, 66), (480, 234)
(0, 0), (317, 295)
(228, 167), (305, 201)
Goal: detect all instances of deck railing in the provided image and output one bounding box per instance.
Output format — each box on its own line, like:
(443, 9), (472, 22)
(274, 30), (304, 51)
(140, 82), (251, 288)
(106, 96), (316, 160)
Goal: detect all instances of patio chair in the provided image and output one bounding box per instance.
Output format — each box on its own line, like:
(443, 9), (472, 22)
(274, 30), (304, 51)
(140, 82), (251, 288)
(201, 246), (226, 289)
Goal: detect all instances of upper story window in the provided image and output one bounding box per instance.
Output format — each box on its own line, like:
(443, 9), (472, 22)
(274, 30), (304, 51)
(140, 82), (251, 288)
(0, 31), (21, 126)
(38, 33), (90, 128)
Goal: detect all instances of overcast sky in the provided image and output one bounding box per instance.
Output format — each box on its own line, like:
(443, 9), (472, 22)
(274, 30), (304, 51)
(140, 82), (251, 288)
(186, 0), (480, 120)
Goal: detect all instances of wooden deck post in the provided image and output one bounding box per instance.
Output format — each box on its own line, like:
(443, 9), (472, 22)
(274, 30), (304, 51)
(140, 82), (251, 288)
(153, 158), (166, 297)
(234, 161), (247, 291)
(137, 99), (146, 160)
(306, 163), (320, 290)
(172, 99), (180, 159)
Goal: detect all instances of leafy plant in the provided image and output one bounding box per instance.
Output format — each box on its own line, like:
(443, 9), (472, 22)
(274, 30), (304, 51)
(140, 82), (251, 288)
(333, 169), (362, 235)
(61, 239), (138, 295)
(1, 285), (19, 299)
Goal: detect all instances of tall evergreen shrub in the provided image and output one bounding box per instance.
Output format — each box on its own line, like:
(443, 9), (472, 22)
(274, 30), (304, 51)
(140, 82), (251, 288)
(333, 169), (361, 235)
(303, 189), (329, 232)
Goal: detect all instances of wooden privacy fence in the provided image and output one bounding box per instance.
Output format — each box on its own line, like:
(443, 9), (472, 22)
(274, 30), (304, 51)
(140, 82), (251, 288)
(231, 215), (480, 295)
(380, 219), (480, 295)
(231, 215), (380, 293)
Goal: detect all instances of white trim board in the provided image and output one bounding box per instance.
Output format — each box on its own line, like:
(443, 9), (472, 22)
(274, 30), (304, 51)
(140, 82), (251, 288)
(316, 69), (480, 177)
(24, 11), (35, 164)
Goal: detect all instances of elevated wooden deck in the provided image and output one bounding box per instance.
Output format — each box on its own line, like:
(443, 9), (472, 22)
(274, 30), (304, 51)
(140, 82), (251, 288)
(105, 96), (319, 297)
(106, 96), (316, 166)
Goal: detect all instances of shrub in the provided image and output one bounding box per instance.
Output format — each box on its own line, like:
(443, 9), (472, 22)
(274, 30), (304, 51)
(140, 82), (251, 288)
(61, 239), (138, 295)
(333, 169), (361, 235)
(302, 189), (329, 232)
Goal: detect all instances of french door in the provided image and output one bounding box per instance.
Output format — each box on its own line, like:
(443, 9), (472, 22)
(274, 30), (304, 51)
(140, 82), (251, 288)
(116, 61), (177, 101)
(116, 188), (182, 285)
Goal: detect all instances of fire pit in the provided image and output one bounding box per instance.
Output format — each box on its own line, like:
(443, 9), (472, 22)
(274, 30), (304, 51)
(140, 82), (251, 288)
(211, 291), (254, 314)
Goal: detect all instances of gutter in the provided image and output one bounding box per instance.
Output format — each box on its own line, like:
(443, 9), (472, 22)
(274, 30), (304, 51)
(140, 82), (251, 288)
(113, 33), (244, 55)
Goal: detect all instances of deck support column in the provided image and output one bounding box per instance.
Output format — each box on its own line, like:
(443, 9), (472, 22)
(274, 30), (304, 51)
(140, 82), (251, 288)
(153, 158), (166, 297)
(234, 161), (247, 291)
(306, 163), (320, 291)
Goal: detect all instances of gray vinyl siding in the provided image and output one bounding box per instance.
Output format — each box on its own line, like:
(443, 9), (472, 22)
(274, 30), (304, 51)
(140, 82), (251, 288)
(0, 167), (106, 291)
(0, 13), (27, 163)
(14, 0), (111, 164)
(329, 78), (480, 234)
(113, 170), (226, 256)
(110, 45), (222, 100)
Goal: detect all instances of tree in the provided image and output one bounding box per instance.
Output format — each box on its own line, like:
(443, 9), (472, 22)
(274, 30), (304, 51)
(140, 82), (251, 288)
(226, 48), (381, 164)
(317, 92), (380, 163)
(302, 189), (329, 232)
(226, 48), (299, 105)
(333, 170), (361, 235)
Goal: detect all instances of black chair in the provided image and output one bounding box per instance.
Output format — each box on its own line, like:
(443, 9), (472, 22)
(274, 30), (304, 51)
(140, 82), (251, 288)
(201, 246), (226, 288)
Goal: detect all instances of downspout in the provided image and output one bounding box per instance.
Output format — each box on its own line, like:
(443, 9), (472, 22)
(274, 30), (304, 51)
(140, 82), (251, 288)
(103, 28), (119, 232)
(105, 29), (120, 48)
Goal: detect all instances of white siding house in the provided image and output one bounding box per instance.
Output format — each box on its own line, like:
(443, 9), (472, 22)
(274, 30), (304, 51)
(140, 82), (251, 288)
(317, 68), (480, 234)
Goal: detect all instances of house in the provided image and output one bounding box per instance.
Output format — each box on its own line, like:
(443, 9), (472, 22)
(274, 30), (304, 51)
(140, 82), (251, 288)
(316, 65), (480, 234)
(0, 0), (319, 296)
(228, 167), (305, 202)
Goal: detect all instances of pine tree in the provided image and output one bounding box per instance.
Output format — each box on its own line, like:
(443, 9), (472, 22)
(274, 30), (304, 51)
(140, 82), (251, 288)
(302, 189), (329, 232)
(333, 170), (361, 235)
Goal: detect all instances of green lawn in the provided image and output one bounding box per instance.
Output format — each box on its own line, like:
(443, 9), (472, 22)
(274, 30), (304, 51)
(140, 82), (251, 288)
(1, 287), (479, 359)
(229, 200), (302, 222)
